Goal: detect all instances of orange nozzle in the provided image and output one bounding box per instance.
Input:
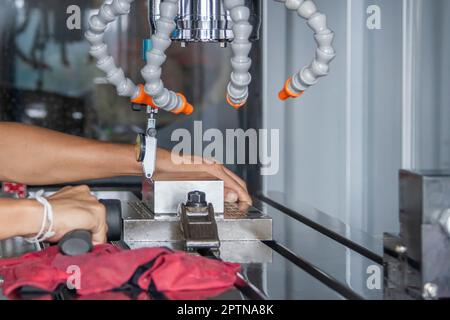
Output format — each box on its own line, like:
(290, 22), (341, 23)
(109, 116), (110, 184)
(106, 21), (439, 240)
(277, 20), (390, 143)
(172, 93), (194, 115)
(226, 94), (246, 109)
(278, 78), (304, 101)
(131, 84), (157, 108)
(131, 86), (193, 116)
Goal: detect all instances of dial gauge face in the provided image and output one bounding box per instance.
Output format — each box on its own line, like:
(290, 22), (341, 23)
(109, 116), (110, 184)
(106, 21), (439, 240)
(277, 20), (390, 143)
(135, 134), (146, 162)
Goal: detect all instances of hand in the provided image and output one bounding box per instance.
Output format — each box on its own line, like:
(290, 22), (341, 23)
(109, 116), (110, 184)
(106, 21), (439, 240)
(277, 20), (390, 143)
(156, 149), (252, 205)
(25, 186), (108, 245)
(201, 158), (252, 205)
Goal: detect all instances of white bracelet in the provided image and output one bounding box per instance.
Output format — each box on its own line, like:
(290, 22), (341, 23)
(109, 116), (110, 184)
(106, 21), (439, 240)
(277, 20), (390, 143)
(25, 190), (56, 244)
(36, 191), (56, 242)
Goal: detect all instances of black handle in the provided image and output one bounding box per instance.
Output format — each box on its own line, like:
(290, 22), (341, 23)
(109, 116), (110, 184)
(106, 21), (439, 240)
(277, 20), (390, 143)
(102, 199), (123, 241)
(59, 230), (93, 257)
(58, 199), (123, 256)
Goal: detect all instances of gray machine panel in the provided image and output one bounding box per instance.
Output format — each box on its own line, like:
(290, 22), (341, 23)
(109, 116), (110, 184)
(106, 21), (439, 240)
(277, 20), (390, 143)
(386, 170), (450, 299)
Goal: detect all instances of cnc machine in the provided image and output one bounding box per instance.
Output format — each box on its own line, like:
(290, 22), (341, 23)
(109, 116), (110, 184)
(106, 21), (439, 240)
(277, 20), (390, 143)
(82, 0), (335, 250)
(67, 0), (337, 299)
(2, 0), (450, 301)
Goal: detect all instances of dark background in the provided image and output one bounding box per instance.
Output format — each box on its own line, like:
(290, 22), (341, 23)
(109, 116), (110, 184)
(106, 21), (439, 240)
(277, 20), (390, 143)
(0, 0), (263, 192)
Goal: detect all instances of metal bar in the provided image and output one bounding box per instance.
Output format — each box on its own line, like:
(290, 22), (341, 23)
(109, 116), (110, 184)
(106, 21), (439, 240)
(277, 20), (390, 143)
(256, 194), (383, 265)
(234, 274), (268, 301)
(263, 241), (364, 300)
(198, 249), (268, 300)
(28, 177), (142, 191)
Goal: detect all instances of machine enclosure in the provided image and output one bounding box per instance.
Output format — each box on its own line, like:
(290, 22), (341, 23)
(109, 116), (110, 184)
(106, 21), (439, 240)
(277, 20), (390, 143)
(384, 170), (450, 299)
(148, 0), (261, 43)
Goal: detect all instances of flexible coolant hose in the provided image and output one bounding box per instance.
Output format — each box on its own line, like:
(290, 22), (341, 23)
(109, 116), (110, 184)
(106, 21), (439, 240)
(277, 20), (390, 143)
(276, 0), (336, 100)
(224, 0), (254, 109)
(141, 0), (193, 114)
(86, 0), (335, 109)
(86, 0), (193, 114)
(85, 0), (139, 99)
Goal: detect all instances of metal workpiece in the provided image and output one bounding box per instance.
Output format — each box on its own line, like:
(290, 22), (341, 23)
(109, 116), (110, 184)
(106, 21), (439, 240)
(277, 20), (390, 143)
(224, 0), (253, 107)
(431, 208), (450, 237)
(85, 0), (140, 98)
(142, 172), (225, 214)
(277, 0), (336, 95)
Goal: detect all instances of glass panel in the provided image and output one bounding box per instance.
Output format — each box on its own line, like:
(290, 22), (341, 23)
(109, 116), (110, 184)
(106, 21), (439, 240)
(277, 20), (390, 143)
(262, 0), (450, 239)
(0, 0), (257, 152)
(257, 197), (383, 300)
(413, 0), (450, 169)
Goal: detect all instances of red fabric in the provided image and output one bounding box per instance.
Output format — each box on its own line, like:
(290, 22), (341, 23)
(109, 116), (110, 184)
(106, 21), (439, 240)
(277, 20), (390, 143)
(0, 245), (240, 300)
(138, 252), (240, 292)
(2, 183), (27, 198)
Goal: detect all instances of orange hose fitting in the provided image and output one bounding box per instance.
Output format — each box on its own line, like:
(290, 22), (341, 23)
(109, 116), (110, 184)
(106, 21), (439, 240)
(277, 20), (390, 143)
(131, 84), (157, 108)
(278, 78), (304, 101)
(226, 94), (246, 109)
(131, 85), (193, 115)
(172, 93), (194, 115)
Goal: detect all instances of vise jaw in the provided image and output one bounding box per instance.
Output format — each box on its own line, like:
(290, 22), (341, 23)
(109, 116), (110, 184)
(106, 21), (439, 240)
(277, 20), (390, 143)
(179, 191), (220, 252)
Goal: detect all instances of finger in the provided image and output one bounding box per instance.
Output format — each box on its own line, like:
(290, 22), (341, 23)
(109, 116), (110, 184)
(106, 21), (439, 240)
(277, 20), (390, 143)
(91, 209), (108, 245)
(237, 201), (251, 212)
(224, 187), (239, 203)
(213, 169), (252, 205)
(92, 227), (108, 245)
(69, 185), (92, 195)
(48, 186), (74, 199)
(214, 166), (251, 205)
(203, 157), (221, 165)
(52, 185), (88, 197)
(93, 218), (108, 245)
(222, 166), (248, 192)
(54, 185), (95, 201)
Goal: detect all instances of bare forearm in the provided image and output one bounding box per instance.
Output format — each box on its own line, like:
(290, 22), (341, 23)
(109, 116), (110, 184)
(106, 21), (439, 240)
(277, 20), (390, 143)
(0, 123), (250, 204)
(0, 123), (141, 185)
(0, 199), (42, 240)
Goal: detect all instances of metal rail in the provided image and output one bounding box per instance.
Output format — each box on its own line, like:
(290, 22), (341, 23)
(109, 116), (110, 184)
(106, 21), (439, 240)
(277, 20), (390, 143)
(257, 194), (383, 265)
(263, 241), (364, 300)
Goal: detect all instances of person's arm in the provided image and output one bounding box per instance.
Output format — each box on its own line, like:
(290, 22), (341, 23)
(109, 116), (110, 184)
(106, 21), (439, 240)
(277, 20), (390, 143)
(0, 122), (251, 204)
(0, 122), (140, 185)
(0, 186), (107, 243)
(0, 198), (41, 240)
